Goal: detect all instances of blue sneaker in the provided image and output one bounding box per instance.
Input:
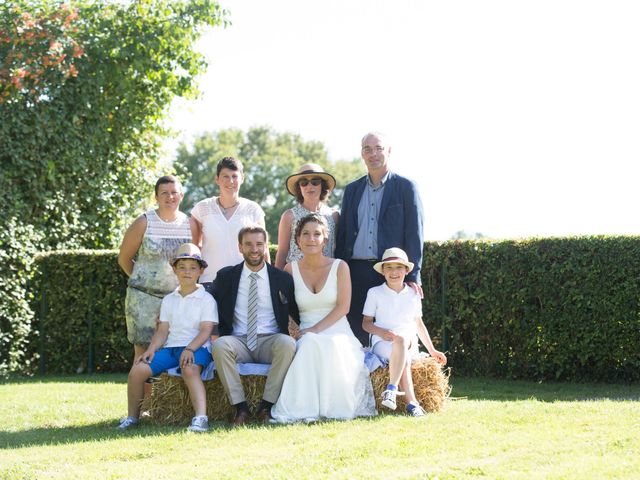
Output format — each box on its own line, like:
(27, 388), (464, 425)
(187, 415), (209, 432)
(117, 416), (139, 430)
(381, 389), (397, 410)
(407, 403), (426, 417)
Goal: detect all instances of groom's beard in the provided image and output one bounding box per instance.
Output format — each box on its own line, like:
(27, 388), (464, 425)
(243, 252), (265, 268)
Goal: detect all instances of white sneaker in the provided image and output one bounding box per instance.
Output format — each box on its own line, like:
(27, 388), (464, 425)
(407, 403), (426, 417)
(117, 416), (139, 430)
(187, 415), (209, 432)
(381, 389), (397, 410)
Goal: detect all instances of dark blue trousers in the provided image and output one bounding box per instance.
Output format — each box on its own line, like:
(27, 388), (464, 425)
(346, 259), (385, 347)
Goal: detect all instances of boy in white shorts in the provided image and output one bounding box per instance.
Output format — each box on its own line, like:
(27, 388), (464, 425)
(362, 247), (447, 416)
(118, 243), (218, 432)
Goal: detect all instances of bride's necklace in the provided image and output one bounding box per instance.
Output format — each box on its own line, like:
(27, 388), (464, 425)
(217, 197), (239, 215)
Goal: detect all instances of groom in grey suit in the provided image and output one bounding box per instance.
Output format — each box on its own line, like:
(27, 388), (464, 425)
(209, 225), (299, 426)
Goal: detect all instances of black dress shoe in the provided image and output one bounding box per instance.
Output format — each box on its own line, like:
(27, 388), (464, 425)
(231, 409), (250, 427)
(256, 407), (273, 423)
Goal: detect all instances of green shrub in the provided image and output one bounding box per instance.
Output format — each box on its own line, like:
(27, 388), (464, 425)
(27, 238), (640, 381)
(32, 250), (130, 374)
(0, 219), (43, 376)
(0, 0), (226, 378)
(29, 247), (280, 374)
(422, 236), (640, 382)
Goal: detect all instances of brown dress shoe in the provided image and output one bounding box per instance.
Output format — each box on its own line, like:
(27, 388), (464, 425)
(231, 409), (250, 427)
(256, 407), (273, 423)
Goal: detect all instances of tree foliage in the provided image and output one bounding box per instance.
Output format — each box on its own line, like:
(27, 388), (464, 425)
(174, 126), (365, 241)
(0, 0), (226, 376)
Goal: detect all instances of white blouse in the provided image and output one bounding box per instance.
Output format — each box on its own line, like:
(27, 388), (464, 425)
(191, 196), (265, 282)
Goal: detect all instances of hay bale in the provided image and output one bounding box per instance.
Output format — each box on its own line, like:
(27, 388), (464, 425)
(148, 357), (451, 425)
(148, 373), (267, 425)
(370, 356), (451, 412)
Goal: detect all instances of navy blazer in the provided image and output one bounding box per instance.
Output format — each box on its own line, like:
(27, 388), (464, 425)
(208, 262), (299, 337)
(335, 171), (424, 284)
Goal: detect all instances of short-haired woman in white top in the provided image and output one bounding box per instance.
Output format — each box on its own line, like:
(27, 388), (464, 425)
(118, 175), (193, 360)
(275, 163), (339, 270)
(190, 157), (266, 284)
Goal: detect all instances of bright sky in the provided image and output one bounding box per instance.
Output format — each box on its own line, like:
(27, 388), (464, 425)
(167, 0), (640, 241)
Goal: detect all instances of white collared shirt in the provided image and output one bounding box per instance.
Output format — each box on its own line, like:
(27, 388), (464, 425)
(160, 284), (218, 351)
(232, 263), (279, 336)
(362, 283), (421, 336)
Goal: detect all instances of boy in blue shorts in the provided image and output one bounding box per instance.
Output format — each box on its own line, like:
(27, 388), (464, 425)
(118, 243), (218, 432)
(362, 248), (447, 417)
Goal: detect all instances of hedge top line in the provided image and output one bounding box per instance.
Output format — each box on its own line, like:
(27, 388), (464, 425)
(33, 234), (640, 259)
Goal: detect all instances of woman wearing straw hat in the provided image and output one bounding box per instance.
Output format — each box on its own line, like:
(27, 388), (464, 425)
(275, 163), (339, 270)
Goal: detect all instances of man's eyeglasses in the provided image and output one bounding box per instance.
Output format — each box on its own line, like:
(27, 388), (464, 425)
(298, 178), (322, 187)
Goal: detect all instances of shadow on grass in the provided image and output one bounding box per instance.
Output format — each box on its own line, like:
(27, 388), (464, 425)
(0, 373), (127, 386)
(0, 415), (387, 450)
(450, 376), (640, 402)
(0, 420), (163, 449)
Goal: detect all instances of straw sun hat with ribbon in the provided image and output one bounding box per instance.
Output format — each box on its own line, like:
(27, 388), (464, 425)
(373, 247), (414, 275)
(171, 243), (208, 269)
(285, 163), (337, 196)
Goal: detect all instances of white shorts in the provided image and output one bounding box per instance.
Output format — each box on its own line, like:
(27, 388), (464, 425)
(371, 334), (419, 361)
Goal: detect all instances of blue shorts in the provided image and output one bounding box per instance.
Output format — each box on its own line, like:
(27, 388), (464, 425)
(148, 346), (212, 376)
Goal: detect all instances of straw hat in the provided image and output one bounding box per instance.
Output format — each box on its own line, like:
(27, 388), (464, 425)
(285, 163), (337, 196)
(171, 243), (208, 268)
(373, 247), (414, 275)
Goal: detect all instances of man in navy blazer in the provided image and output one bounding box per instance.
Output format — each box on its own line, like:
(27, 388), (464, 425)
(335, 132), (424, 346)
(209, 225), (299, 426)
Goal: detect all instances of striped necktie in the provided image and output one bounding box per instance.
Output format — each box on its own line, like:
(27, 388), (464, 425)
(246, 272), (259, 351)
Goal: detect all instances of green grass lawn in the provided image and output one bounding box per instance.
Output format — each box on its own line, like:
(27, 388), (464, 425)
(1, 374), (639, 479)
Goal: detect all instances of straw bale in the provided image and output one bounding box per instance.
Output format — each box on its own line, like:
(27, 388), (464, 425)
(370, 356), (451, 412)
(148, 373), (267, 425)
(148, 357), (450, 425)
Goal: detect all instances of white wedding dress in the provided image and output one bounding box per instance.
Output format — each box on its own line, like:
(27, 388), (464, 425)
(271, 259), (377, 422)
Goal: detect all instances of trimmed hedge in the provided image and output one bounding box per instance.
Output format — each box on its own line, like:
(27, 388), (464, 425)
(25, 238), (640, 382)
(32, 250), (130, 374)
(422, 236), (640, 382)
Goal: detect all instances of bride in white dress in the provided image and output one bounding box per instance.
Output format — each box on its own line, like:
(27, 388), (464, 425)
(271, 213), (376, 422)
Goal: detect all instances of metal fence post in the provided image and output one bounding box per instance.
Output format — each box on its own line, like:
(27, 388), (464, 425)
(441, 261), (449, 352)
(87, 273), (96, 374)
(38, 262), (47, 375)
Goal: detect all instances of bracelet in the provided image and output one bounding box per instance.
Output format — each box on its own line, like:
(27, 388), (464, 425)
(185, 347), (195, 353)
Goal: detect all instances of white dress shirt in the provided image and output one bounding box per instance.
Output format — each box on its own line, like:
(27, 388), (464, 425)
(232, 263), (279, 336)
(160, 285), (218, 351)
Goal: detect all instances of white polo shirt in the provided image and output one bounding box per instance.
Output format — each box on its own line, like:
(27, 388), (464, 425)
(363, 283), (422, 346)
(232, 263), (279, 336)
(159, 284), (218, 351)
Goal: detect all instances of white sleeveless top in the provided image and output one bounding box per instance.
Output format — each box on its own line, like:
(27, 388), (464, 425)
(128, 209), (192, 296)
(291, 259), (352, 335)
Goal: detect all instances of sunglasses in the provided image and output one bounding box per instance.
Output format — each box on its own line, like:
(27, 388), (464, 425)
(298, 178), (323, 187)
